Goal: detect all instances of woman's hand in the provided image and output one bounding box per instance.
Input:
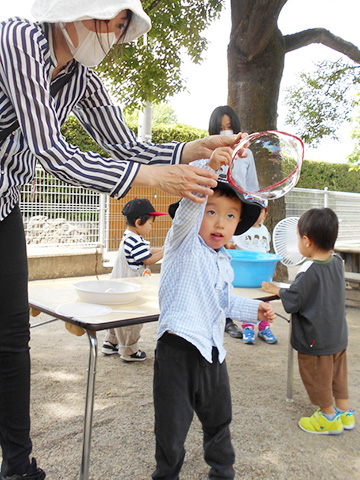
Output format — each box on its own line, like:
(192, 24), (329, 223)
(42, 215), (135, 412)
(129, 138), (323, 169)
(133, 164), (218, 202)
(132, 132), (250, 202)
(181, 133), (249, 164)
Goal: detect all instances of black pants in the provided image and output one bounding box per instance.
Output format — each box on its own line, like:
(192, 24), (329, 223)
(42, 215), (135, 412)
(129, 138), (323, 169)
(0, 205), (32, 477)
(152, 332), (235, 480)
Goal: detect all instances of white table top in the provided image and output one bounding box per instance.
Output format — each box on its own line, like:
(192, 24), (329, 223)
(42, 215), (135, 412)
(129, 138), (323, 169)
(29, 274), (277, 331)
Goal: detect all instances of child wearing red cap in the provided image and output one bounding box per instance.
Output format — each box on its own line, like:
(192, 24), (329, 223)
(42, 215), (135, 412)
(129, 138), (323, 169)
(102, 198), (166, 362)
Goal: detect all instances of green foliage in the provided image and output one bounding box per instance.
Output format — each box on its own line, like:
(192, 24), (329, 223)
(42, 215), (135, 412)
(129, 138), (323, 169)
(96, 1), (224, 110)
(285, 59), (360, 145)
(61, 115), (110, 157)
(152, 103), (178, 126)
(297, 159), (360, 193)
(60, 115), (360, 193)
(123, 109), (139, 124)
(105, 119), (206, 143)
(348, 101), (360, 171)
(60, 116), (206, 152)
(151, 124), (207, 143)
(123, 103), (178, 126)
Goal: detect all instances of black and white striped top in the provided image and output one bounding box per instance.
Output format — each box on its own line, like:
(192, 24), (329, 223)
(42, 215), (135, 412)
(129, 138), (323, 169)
(0, 18), (184, 221)
(123, 229), (152, 269)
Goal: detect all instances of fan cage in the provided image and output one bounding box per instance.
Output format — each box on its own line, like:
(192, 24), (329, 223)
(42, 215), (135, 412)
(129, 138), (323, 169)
(273, 217), (305, 266)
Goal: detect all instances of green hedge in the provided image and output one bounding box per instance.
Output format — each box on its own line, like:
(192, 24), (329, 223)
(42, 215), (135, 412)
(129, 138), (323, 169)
(61, 117), (360, 193)
(296, 160), (360, 193)
(60, 116), (207, 157)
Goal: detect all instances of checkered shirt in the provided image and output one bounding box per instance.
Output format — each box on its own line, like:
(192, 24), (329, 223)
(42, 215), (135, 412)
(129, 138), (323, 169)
(158, 197), (261, 363)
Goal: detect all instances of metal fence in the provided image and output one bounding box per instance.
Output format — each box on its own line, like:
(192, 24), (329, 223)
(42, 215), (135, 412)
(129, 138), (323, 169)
(19, 167), (360, 251)
(285, 187), (360, 244)
(20, 168), (104, 247)
(19, 166), (178, 251)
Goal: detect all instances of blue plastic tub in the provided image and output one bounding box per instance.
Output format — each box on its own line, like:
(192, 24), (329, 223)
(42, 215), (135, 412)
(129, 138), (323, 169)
(227, 250), (281, 288)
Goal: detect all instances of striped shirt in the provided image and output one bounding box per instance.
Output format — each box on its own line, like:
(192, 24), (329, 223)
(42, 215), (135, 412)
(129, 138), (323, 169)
(0, 18), (184, 221)
(158, 197), (261, 363)
(122, 229), (151, 269)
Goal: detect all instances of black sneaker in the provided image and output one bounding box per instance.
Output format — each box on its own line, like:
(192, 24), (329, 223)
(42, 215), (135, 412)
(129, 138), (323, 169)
(101, 341), (119, 355)
(120, 350), (147, 362)
(3, 458), (46, 480)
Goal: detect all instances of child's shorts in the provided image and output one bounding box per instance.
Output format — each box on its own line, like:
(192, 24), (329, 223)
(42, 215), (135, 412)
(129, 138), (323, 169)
(297, 349), (349, 408)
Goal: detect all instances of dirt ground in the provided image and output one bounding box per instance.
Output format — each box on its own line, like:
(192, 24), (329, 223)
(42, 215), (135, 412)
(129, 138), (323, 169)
(4, 285), (360, 479)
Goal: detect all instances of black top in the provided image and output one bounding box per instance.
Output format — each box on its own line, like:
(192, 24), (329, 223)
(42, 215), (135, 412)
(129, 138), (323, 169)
(279, 254), (348, 355)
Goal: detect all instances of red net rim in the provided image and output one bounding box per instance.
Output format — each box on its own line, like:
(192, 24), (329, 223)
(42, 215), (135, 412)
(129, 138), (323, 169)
(227, 130), (304, 196)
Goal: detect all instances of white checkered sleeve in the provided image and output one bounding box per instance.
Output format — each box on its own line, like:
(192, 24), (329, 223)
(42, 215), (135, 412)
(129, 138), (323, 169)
(228, 295), (261, 323)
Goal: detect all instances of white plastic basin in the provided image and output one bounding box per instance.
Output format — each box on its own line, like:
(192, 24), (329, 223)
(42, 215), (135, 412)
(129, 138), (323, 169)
(73, 280), (141, 305)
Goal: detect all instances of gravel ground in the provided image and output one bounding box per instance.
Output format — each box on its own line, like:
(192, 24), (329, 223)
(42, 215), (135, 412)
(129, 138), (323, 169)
(3, 297), (359, 479)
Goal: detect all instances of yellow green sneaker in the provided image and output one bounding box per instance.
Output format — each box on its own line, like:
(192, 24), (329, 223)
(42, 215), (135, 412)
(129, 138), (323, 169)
(337, 409), (355, 430)
(298, 409), (344, 435)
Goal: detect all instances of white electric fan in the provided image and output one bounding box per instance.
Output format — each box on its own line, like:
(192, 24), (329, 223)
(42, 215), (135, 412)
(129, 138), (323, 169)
(273, 217), (305, 267)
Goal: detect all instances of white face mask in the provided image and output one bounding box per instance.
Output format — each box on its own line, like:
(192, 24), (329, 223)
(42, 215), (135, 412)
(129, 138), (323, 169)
(219, 130), (234, 136)
(60, 21), (117, 67)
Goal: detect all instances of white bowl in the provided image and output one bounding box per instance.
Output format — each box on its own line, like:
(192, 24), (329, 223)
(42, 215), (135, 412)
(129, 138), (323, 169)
(73, 280), (141, 305)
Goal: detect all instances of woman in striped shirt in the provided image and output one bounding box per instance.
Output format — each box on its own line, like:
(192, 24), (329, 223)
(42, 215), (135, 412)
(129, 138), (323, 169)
(0, 0), (241, 478)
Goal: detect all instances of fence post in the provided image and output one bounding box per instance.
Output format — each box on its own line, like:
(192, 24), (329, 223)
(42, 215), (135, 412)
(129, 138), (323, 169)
(99, 194), (106, 248)
(323, 187), (328, 208)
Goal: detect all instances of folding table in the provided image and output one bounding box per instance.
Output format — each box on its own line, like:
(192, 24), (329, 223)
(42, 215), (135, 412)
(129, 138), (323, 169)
(28, 274), (281, 480)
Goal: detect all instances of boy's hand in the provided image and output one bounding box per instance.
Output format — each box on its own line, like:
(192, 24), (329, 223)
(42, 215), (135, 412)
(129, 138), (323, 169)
(225, 240), (236, 249)
(257, 302), (276, 323)
(208, 146), (233, 171)
(262, 281), (280, 296)
(182, 133), (248, 163)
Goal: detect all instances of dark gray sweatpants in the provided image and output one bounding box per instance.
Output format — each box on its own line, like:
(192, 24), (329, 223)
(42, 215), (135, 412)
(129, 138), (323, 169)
(152, 332), (235, 480)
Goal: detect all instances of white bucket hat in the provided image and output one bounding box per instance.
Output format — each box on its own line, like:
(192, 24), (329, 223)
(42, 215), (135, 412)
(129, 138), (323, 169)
(31, 0), (151, 42)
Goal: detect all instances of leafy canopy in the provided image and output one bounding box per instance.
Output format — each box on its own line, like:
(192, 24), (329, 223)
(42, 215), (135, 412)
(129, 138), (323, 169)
(285, 59), (360, 146)
(96, 0), (224, 111)
(348, 98), (360, 171)
(124, 103), (178, 125)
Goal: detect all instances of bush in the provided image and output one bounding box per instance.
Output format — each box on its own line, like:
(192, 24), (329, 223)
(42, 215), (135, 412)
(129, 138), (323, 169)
(297, 160), (360, 193)
(61, 116), (206, 154)
(61, 117), (360, 193)
(151, 124), (207, 143)
(61, 116), (109, 157)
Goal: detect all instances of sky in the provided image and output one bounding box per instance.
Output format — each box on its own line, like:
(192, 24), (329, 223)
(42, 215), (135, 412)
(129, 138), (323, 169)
(1, 0), (359, 163)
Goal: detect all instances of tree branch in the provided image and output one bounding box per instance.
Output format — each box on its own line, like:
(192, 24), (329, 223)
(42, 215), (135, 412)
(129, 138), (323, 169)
(284, 28), (360, 64)
(146, 0), (164, 13)
(230, 0), (287, 60)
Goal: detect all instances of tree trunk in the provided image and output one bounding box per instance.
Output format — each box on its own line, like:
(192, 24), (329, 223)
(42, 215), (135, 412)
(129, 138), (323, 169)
(226, 0), (360, 280)
(228, 0), (288, 280)
(227, 31), (285, 133)
(227, 1), (286, 133)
